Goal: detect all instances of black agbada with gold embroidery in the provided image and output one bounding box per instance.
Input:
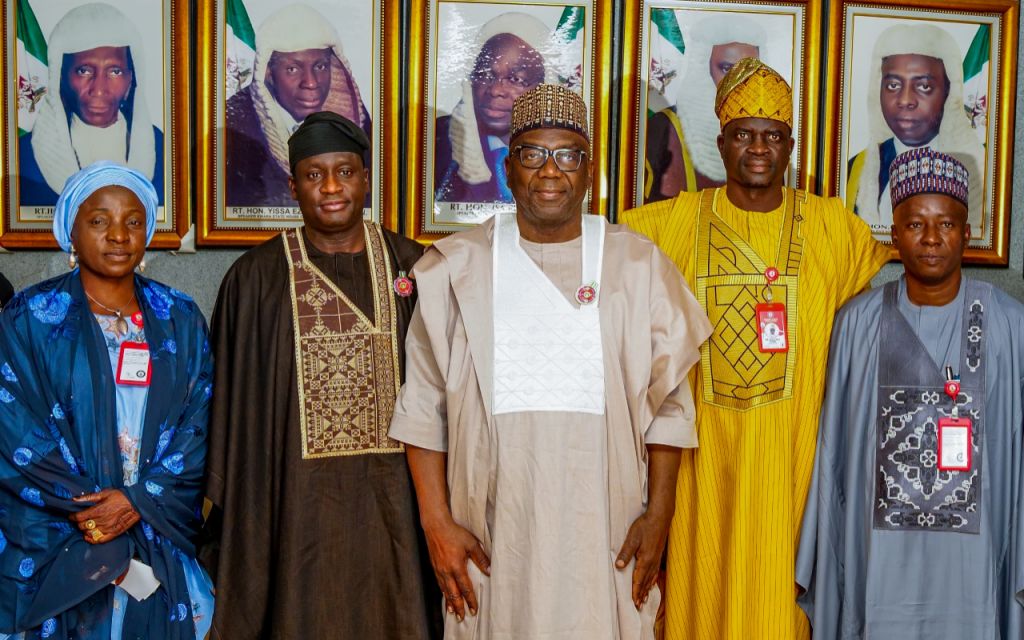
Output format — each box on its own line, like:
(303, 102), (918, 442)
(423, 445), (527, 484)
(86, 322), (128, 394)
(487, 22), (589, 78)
(200, 225), (441, 639)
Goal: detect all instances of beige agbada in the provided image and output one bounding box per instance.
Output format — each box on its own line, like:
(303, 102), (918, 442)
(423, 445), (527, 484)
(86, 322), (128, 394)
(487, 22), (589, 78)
(390, 215), (711, 639)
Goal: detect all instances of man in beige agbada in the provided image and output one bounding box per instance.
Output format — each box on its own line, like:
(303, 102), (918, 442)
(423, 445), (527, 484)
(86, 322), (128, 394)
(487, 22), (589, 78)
(389, 84), (712, 639)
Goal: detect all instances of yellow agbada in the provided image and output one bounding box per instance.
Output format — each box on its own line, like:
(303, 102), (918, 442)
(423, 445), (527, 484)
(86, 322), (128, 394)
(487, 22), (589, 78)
(623, 187), (888, 639)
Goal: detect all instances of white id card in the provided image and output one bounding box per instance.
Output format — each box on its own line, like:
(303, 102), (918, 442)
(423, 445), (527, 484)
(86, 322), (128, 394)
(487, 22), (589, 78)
(116, 342), (151, 386)
(938, 417), (972, 471)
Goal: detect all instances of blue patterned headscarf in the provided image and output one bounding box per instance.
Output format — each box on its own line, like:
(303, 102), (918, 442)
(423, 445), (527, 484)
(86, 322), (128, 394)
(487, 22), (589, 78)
(52, 161), (159, 252)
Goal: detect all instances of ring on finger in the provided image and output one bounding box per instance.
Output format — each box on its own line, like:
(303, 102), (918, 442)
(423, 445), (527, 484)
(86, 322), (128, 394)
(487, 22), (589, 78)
(90, 529), (104, 541)
(85, 519), (97, 530)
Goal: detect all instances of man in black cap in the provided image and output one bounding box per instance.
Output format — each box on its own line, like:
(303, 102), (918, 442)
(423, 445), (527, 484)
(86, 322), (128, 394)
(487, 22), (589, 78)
(202, 111), (439, 639)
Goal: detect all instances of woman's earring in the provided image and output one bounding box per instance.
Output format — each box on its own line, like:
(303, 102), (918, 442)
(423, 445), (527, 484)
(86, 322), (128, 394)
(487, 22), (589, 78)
(137, 257), (146, 273)
(68, 247), (77, 270)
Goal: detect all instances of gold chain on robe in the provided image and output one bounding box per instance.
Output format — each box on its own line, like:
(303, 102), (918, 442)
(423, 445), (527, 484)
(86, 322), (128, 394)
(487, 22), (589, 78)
(694, 187), (805, 411)
(283, 225), (404, 458)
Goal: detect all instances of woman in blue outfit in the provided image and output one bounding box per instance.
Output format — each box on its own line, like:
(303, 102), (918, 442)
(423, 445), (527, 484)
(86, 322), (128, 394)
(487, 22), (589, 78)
(0, 162), (213, 639)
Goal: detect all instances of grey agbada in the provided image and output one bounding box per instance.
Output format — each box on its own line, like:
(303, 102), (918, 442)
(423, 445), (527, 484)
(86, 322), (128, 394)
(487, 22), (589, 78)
(795, 276), (1024, 638)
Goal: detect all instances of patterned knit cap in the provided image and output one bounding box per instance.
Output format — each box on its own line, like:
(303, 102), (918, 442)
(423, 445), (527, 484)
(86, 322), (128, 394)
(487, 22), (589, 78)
(714, 58), (793, 129)
(509, 84), (589, 142)
(889, 148), (969, 209)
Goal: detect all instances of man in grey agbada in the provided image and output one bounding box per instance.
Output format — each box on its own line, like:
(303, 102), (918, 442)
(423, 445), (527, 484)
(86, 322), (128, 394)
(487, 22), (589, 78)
(797, 147), (1024, 638)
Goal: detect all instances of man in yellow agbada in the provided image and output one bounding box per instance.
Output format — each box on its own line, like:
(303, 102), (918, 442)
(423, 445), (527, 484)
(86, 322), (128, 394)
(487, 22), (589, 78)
(622, 59), (890, 639)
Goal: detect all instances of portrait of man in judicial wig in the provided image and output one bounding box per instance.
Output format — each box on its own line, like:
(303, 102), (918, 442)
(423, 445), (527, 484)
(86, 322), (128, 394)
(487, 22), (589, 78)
(637, 3), (806, 206)
(222, 0), (374, 216)
(426, 2), (591, 232)
(838, 9), (1000, 246)
(9, 0), (168, 222)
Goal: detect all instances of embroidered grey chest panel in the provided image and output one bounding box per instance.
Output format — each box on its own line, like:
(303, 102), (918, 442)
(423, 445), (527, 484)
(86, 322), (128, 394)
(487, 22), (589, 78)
(873, 282), (987, 534)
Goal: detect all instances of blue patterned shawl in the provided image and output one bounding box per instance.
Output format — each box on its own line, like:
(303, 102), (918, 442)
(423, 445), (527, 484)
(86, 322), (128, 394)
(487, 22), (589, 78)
(0, 271), (212, 639)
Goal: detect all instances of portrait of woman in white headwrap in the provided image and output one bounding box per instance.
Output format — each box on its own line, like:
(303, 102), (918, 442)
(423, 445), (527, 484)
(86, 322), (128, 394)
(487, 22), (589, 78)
(433, 7), (584, 205)
(17, 3), (163, 208)
(225, 2), (371, 208)
(845, 21), (986, 233)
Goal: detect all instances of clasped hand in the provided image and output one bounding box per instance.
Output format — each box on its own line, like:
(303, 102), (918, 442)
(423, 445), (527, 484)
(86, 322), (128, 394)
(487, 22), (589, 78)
(69, 488), (141, 544)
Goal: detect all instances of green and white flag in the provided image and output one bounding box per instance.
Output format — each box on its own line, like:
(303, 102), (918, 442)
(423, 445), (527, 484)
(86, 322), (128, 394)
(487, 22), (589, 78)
(226, 0), (256, 97)
(16, 0), (47, 135)
(552, 7), (585, 91)
(962, 24), (989, 136)
(648, 8), (686, 115)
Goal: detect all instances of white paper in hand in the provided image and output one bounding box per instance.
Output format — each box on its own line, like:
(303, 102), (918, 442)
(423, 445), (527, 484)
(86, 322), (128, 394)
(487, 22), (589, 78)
(117, 559), (161, 601)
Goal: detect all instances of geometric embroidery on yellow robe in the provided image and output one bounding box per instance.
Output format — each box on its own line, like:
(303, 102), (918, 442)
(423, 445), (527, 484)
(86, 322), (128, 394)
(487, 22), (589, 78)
(623, 188), (888, 640)
(696, 187), (803, 410)
(283, 224), (403, 458)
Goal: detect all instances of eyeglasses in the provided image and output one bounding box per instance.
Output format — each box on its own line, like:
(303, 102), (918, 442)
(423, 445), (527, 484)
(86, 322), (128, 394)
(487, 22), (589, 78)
(512, 144), (588, 172)
(469, 69), (537, 89)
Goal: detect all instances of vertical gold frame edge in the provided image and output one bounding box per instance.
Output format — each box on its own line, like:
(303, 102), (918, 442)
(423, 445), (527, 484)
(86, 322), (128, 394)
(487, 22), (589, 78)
(0, 0), (9, 247)
(404, 0), (428, 242)
(383, 0), (401, 232)
(196, 0), (218, 245)
(821, 0), (845, 205)
(616, 0), (642, 217)
(592, 0), (613, 217)
(801, 0), (823, 193)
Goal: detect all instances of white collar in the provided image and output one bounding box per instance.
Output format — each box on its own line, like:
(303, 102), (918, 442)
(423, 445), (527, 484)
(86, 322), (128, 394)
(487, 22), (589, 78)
(69, 113), (128, 167)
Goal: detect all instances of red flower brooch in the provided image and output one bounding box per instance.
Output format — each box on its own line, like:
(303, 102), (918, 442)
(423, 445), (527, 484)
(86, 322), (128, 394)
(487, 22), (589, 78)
(394, 271), (414, 297)
(575, 282), (597, 305)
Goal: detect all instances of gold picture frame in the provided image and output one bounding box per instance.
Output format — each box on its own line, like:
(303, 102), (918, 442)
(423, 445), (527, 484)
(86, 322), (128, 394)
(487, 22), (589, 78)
(405, 0), (616, 243)
(617, 0), (824, 213)
(1, 0), (191, 249)
(196, 0), (399, 246)
(821, 0), (1017, 264)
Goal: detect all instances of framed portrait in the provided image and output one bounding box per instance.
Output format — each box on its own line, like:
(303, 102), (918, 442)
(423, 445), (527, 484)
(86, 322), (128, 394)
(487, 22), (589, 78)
(196, 0), (396, 245)
(405, 0), (615, 242)
(0, 0), (190, 249)
(618, 0), (823, 212)
(822, 0), (1018, 264)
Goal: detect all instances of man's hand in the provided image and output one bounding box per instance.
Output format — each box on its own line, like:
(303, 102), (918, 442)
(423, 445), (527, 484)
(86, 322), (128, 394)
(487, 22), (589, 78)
(423, 518), (490, 622)
(615, 443), (682, 610)
(615, 508), (672, 610)
(69, 489), (140, 544)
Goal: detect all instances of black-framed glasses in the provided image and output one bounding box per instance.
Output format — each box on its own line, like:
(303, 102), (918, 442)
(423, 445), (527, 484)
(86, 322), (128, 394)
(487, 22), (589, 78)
(512, 144), (587, 172)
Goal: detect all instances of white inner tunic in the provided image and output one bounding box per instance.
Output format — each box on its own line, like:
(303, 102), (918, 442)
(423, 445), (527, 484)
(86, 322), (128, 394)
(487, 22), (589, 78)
(492, 212), (605, 415)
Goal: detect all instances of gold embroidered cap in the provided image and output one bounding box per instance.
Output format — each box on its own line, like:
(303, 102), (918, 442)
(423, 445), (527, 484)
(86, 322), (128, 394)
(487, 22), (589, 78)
(509, 84), (590, 142)
(714, 58), (793, 130)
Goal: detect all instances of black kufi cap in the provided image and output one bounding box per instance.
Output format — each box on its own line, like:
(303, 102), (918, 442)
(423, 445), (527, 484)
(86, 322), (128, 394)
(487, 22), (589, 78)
(288, 111), (370, 172)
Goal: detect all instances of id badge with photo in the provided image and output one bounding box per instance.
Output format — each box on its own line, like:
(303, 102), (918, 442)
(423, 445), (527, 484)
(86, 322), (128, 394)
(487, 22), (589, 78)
(756, 303), (788, 353)
(938, 417), (972, 471)
(116, 342), (151, 386)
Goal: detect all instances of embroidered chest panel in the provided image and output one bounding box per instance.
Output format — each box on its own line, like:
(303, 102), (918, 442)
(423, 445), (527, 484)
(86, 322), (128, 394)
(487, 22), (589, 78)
(284, 226), (403, 458)
(873, 293), (986, 533)
(694, 188), (804, 411)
